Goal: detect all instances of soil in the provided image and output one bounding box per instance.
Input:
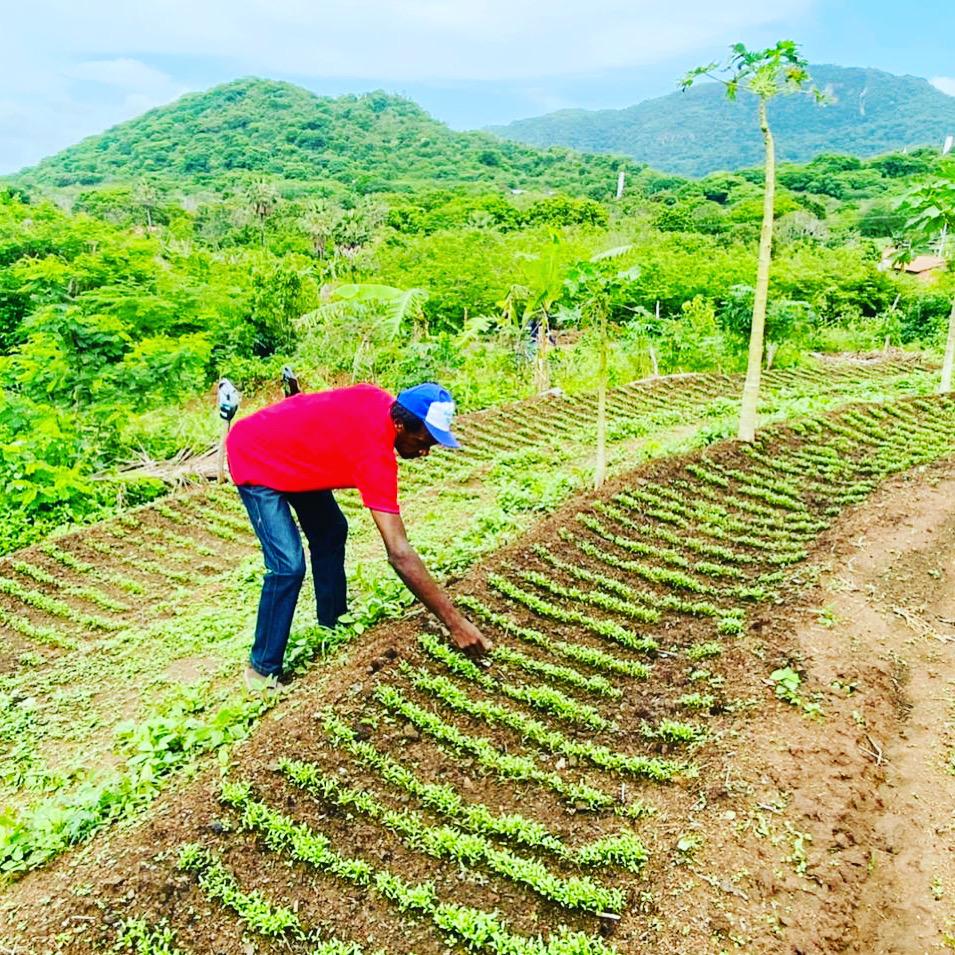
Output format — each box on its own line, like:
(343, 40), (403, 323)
(1, 394), (953, 955)
(645, 458), (955, 954)
(2, 446), (955, 955)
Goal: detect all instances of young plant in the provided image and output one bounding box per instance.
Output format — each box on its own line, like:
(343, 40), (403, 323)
(219, 784), (618, 955)
(418, 631), (615, 731)
(457, 596), (650, 679)
(280, 759), (626, 914)
(373, 683), (618, 811)
(400, 665), (683, 782)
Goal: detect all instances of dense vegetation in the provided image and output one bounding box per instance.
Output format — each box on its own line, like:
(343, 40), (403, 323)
(489, 65), (955, 176)
(8, 78), (628, 198)
(1, 77), (954, 554)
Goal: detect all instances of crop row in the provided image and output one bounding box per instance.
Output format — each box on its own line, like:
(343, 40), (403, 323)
(214, 782), (619, 955)
(280, 757), (626, 913)
(0, 360), (931, 654)
(318, 712), (648, 871)
(74, 387), (955, 954)
(398, 664), (686, 780)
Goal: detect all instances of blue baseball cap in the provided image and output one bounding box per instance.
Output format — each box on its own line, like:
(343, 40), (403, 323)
(396, 383), (460, 448)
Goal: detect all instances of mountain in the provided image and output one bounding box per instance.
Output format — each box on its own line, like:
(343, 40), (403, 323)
(488, 65), (955, 177)
(9, 78), (625, 197)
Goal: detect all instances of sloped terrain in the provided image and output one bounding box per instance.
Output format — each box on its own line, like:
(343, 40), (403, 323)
(0, 358), (937, 887)
(2, 388), (953, 954)
(7, 78), (622, 194)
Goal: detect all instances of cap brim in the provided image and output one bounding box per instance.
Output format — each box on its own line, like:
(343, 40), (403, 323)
(424, 422), (460, 448)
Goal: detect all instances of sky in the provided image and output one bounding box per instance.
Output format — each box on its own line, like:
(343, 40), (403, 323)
(2, 0), (954, 175)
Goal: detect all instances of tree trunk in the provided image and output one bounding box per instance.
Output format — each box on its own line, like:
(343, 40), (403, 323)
(738, 98), (775, 443)
(649, 344), (659, 377)
(534, 313), (551, 393)
(765, 341), (778, 370)
(939, 294), (955, 394)
(594, 313), (608, 489)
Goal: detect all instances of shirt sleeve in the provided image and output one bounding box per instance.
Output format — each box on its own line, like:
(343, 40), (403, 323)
(356, 450), (400, 514)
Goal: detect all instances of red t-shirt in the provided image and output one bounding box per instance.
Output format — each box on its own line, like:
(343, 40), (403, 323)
(226, 384), (400, 513)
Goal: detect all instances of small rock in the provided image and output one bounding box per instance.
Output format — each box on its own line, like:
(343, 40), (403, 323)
(402, 723), (420, 741)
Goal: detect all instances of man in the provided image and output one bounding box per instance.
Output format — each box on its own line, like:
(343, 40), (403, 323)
(226, 381), (492, 691)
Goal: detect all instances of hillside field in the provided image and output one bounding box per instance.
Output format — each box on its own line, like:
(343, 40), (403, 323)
(0, 363), (953, 954)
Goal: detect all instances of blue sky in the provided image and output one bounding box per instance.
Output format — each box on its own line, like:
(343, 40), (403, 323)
(3, 0), (954, 175)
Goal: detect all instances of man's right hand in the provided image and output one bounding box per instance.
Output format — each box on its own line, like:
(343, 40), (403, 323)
(450, 618), (493, 659)
(371, 509), (495, 661)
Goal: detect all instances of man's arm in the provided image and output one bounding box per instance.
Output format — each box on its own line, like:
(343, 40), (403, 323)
(370, 509), (492, 657)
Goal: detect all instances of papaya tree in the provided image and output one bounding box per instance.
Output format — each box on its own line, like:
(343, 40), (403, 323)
(564, 246), (636, 488)
(896, 170), (955, 392)
(682, 41), (822, 441)
(520, 230), (567, 394)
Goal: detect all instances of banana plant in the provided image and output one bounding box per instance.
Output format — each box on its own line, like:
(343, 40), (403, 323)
(299, 283), (429, 379)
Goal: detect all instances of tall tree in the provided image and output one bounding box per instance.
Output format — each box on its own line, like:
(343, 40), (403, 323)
(132, 178), (159, 229)
(682, 41), (822, 441)
(299, 199), (342, 259)
(244, 178), (280, 248)
(896, 171), (955, 392)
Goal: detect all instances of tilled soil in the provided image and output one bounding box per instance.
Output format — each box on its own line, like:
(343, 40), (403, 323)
(1, 400), (954, 955)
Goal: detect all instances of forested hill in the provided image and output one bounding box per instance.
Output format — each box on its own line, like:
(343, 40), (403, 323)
(488, 65), (955, 177)
(9, 78), (626, 197)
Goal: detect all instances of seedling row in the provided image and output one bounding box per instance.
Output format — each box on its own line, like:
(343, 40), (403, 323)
(0, 357), (944, 919)
(138, 392), (955, 955)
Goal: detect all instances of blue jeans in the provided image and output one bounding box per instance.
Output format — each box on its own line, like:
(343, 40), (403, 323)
(237, 485), (348, 676)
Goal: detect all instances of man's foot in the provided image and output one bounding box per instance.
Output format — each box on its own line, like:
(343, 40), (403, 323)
(243, 665), (287, 694)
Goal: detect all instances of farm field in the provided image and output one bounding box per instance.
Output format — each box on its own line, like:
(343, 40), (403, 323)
(0, 383), (953, 954)
(0, 360), (932, 874)
(0, 357), (937, 885)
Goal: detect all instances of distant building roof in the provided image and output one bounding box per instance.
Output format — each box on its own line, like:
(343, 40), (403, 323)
(903, 254), (946, 274)
(879, 250), (947, 278)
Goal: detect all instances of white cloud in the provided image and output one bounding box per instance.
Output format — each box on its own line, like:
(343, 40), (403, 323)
(65, 58), (179, 92)
(931, 76), (955, 97)
(8, 0), (815, 82)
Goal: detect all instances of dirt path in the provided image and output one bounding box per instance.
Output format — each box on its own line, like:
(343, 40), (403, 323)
(675, 462), (955, 954)
(832, 468), (955, 952)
